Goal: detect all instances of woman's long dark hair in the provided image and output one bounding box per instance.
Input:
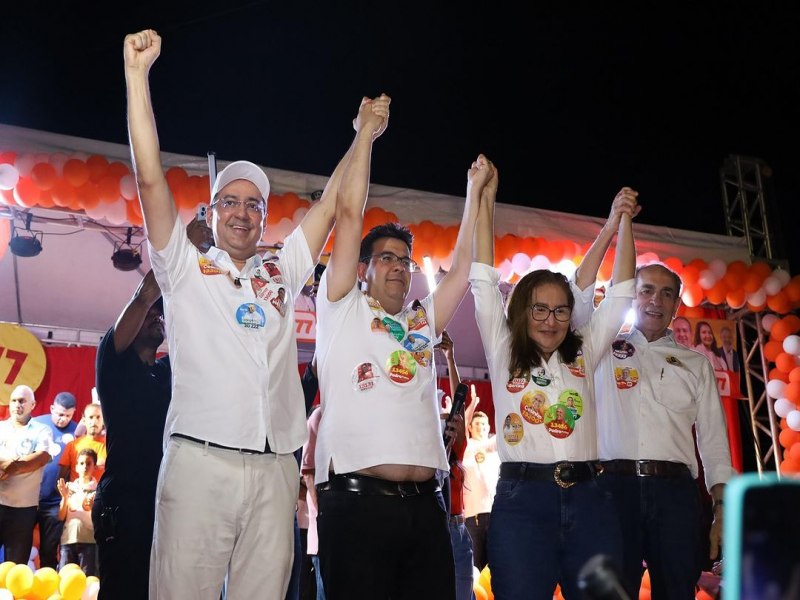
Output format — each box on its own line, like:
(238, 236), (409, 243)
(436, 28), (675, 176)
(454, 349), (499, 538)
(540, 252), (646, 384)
(506, 270), (583, 377)
(693, 320), (721, 353)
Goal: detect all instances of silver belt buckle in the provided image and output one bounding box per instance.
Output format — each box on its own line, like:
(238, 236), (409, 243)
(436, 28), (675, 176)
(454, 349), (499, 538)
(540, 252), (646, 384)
(554, 462), (575, 489)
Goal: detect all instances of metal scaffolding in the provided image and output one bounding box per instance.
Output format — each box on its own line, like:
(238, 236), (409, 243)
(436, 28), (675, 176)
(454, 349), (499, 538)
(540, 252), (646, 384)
(720, 155), (787, 476)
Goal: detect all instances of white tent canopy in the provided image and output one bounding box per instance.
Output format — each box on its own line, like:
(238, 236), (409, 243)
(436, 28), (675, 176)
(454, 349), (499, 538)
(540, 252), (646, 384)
(0, 124), (751, 371)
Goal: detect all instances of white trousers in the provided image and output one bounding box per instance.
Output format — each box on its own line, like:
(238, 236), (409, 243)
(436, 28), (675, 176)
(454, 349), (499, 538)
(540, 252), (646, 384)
(149, 436), (299, 600)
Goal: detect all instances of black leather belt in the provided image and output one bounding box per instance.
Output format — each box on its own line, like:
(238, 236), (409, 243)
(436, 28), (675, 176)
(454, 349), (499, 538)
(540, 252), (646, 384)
(500, 461), (602, 489)
(600, 459), (690, 478)
(172, 433), (273, 455)
(316, 473), (440, 497)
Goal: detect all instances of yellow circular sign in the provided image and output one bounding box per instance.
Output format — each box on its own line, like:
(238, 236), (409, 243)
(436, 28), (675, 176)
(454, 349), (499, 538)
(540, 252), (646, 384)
(0, 323), (47, 404)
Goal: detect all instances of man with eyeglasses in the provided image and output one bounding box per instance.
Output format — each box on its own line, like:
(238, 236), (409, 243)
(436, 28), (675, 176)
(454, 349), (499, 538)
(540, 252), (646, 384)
(312, 86), (494, 596)
(124, 28), (387, 599)
(32, 391), (78, 570)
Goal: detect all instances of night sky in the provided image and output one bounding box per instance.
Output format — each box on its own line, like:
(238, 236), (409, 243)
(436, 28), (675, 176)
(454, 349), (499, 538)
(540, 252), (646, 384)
(3, 2), (798, 269)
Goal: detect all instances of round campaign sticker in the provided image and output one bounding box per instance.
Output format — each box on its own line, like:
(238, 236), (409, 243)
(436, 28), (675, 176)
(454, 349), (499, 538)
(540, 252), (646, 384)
(612, 339), (636, 360)
(531, 366), (552, 387)
(614, 366), (640, 389)
(386, 350), (417, 384)
(404, 333), (431, 352)
(520, 390), (548, 425)
(352, 362), (379, 392)
(558, 389), (583, 421)
(382, 317), (406, 343)
(544, 404), (575, 439)
(475, 451), (486, 464)
(506, 370), (530, 394)
(502, 413), (525, 446)
(236, 303), (266, 329)
(566, 351), (586, 378)
(370, 317), (391, 335)
(412, 350), (432, 368)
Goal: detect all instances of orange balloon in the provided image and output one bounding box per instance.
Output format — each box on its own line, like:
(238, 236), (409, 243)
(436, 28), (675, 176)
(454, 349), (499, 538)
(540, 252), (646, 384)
(638, 588), (652, 600)
(86, 154), (110, 182)
(682, 306), (706, 320)
(764, 340), (783, 362)
(775, 353), (798, 374)
(743, 272), (765, 294)
(705, 281), (728, 305)
(641, 568), (651, 589)
(779, 428), (800, 449)
(789, 366), (800, 383)
(107, 160), (131, 179)
(784, 278), (800, 303)
(473, 583), (489, 600)
(77, 181), (101, 211)
(779, 455), (800, 475)
(13, 176), (42, 207)
(681, 284), (704, 308)
(783, 315), (800, 333)
(728, 260), (749, 275)
(663, 256), (684, 275)
(784, 381), (800, 404)
(768, 367), (790, 383)
(750, 261), (773, 279)
(696, 589), (715, 600)
(681, 264), (700, 285)
(767, 291), (792, 315)
(31, 162), (58, 190)
(97, 174), (121, 203)
(770, 321), (791, 343)
(63, 158), (90, 187)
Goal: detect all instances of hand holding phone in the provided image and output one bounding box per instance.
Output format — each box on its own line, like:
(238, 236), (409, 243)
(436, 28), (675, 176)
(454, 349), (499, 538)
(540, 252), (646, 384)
(443, 383), (469, 452)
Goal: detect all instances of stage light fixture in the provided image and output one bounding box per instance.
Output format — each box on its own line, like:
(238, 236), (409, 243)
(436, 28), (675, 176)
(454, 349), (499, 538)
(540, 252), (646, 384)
(9, 213), (43, 257)
(111, 227), (144, 271)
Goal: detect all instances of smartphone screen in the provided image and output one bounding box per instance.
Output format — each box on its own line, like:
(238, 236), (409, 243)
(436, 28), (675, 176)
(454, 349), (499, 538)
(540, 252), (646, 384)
(724, 473), (800, 600)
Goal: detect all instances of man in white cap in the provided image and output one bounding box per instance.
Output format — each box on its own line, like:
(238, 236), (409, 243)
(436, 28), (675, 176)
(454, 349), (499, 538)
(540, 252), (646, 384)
(124, 28), (389, 600)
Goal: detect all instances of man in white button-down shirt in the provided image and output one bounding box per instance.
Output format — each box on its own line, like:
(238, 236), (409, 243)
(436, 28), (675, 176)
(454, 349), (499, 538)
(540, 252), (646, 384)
(594, 263), (736, 600)
(124, 28), (370, 600)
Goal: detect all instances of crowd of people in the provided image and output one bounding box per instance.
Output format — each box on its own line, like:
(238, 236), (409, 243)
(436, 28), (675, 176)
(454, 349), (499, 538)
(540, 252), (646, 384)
(0, 26), (739, 600)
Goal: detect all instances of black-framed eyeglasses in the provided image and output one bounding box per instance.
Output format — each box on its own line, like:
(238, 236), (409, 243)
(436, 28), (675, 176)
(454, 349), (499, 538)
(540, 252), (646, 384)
(361, 252), (419, 272)
(528, 303), (572, 322)
(210, 195), (266, 215)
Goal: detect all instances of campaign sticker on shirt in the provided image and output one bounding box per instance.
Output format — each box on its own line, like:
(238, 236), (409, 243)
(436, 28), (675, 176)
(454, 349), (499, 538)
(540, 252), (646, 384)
(666, 356), (683, 367)
(367, 296), (383, 311)
(502, 413), (524, 446)
(407, 303), (429, 331)
(251, 276), (269, 299)
(506, 370), (530, 394)
(475, 451), (486, 464)
(386, 350), (417, 384)
(270, 287), (287, 317)
(412, 350), (432, 368)
(531, 366), (552, 387)
(520, 390), (548, 425)
(558, 389), (583, 421)
(566, 351), (586, 378)
(370, 317), (391, 335)
(382, 317), (406, 343)
(544, 403), (575, 439)
(352, 362), (379, 392)
(262, 261), (283, 283)
(403, 333), (430, 352)
(614, 366), (640, 389)
(236, 303), (266, 329)
(612, 339), (636, 360)
(198, 256), (225, 275)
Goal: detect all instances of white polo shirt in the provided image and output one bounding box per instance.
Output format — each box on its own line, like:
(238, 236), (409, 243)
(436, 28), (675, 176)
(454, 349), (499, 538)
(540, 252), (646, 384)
(594, 327), (736, 489)
(314, 273), (448, 484)
(469, 262), (634, 464)
(149, 217), (313, 453)
(0, 419), (53, 507)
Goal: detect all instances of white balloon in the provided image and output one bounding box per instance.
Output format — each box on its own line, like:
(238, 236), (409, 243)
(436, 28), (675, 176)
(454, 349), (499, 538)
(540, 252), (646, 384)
(698, 269), (717, 290)
(497, 259), (512, 280)
(787, 410), (800, 432)
(529, 254), (551, 271)
(555, 259), (577, 279)
(49, 152), (70, 176)
(762, 313), (779, 333)
(105, 197), (129, 226)
(0, 589), (14, 600)
(763, 275), (782, 296)
(292, 206), (309, 225)
(15, 153), (37, 177)
(708, 258), (727, 278)
(773, 268), (791, 287)
(511, 252), (531, 276)
(29, 545), (39, 559)
(747, 288), (766, 306)
(0, 163), (20, 190)
(120, 174), (138, 200)
(766, 379), (787, 399)
(774, 397), (796, 418)
(783, 335), (800, 356)
(48, 441), (63, 457)
(81, 581), (101, 600)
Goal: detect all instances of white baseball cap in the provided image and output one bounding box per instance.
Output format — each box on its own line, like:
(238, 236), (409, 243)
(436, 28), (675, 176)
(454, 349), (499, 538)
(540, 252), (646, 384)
(210, 160), (270, 203)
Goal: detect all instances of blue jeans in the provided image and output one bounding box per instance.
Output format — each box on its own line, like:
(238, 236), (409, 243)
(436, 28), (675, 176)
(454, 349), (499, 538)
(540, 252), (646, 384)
(597, 473), (702, 600)
(449, 518), (476, 600)
(487, 476), (622, 600)
(311, 555), (326, 600)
